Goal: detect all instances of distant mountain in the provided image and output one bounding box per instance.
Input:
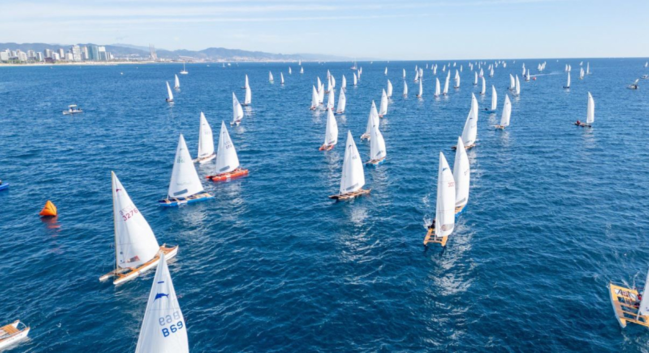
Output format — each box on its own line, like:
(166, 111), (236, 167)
(0, 43), (349, 62)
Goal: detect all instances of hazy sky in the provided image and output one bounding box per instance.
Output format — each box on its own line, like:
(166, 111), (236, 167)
(2, 0), (648, 60)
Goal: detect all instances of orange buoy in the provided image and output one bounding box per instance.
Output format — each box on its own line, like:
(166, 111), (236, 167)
(39, 200), (57, 217)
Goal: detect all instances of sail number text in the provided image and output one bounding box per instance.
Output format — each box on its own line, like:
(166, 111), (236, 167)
(159, 311), (184, 338)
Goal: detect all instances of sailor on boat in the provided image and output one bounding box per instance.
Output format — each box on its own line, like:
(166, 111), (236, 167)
(609, 269), (649, 328)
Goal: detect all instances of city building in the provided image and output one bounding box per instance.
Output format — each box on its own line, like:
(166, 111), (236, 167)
(71, 45), (82, 61)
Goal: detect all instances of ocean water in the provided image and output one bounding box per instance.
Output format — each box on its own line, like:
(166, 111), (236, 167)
(0, 58), (648, 352)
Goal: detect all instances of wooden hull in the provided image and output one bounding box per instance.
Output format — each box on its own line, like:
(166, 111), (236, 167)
(451, 144), (475, 151)
(319, 144), (335, 151)
(360, 133), (370, 140)
(99, 245), (178, 285)
(608, 283), (649, 328)
(158, 192), (214, 207)
(193, 154), (216, 164)
(365, 158), (385, 166)
(329, 189), (370, 200)
(455, 204), (466, 216)
(0, 321), (29, 350)
(423, 228), (448, 247)
(207, 168), (249, 182)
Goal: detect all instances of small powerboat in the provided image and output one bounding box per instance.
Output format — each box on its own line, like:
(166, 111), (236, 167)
(62, 104), (82, 115)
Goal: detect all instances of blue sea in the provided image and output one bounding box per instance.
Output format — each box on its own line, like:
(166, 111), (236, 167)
(1, 58), (648, 352)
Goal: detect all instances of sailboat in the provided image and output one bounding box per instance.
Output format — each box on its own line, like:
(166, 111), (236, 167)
(454, 94), (478, 150)
(319, 109), (338, 151)
(479, 68), (484, 78)
(609, 268), (649, 328)
(365, 123), (386, 166)
(414, 70), (420, 83)
(300, 66), (304, 74)
(99, 172), (178, 285)
(160, 135), (213, 207)
(423, 152), (455, 247)
(361, 101), (379, 140)
(378, 89), (388, 117)
(453, 137), (470, 215)
(280, 72), (285, 85)
(403, 81), (408, 97)
(417, 79), (423, 98)
(341, 75), (347, 91)
(336, 88), (346, 114)
(403, 68), (406, 79)
(443, 73), (450, 95)
(269, 71), (274, 83)
(288, 67), (292, 75)
(514, 75), (521, 97)
(134, 254), (189, 353)
(386, 80), (393, 97)
(318, 82), (325, 104)
(165, 82), (174, 103)
(509, 74), (515, 91)
(454, 70), (460, 89)
(473, 72), (478, 86)
(575, 92), (595, 127)
(485, 85), (497, 112)
(579, 68), (585, 80)
(174, 75), (180, 90)
(525, 69), (531, 82)
(329, 131), (370, 200)
(207, 122), (249, 182)
(489, 67), (494, 77)
(353, 73), (358, 86)
(326, 77), (333, 93)
(586, 62), (591, 75)
(194, 113), (216, 163)
(480, 77), (486, 95)
(180, 61), (188, 75)
(310, 86), (319, 110)
(326, 89), (335, 111)
(495, 94), (512, 129)
(231, 93), (244, 126)
(384, 67), (388, 75)
(434, 78), (441, 97)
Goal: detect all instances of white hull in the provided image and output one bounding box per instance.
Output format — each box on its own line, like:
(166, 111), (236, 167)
(193, 153), (216, 164)
(101, 246), (178, 286)
(0, 327), (29, 350)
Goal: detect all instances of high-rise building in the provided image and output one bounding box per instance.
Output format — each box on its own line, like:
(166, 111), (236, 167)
(0, 50), (9, 61)
(71, 45), (82, 61)
(98, 46), (107, 61)
(82, 46), (89, 60)
(45, 49), (52, 58)
(66, 52), (73, 61)
(52, 52), (60, 61)
(18, 51), (28, 62)
(58, 48), (65, 58)
(27, 50), (36, 59)
(36, 52), (43, 61)
(88, 45), (100, 61)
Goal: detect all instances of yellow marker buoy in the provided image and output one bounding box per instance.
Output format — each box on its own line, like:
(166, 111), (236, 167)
(39, 200), (57, 217)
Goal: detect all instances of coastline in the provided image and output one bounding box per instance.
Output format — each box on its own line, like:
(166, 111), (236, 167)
(0, 61), (155, 67)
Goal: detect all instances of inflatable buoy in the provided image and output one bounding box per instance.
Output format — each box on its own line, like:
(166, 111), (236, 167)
(39, 200), (57, 217)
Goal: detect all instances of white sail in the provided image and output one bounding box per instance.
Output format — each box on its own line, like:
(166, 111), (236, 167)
(454, 70), (460, 88)
(384, 67), (388, 75)
(342, 75), (347, 90)
(566, 72), (571, 88)
(281, 72), (285, 84)
(490, 67), (494, 77)
(336, 88), (346, 114)
(369, 123), (386, 161)
(197, 112), (214, 159)
(500, 94), (512, 127)
(214, 121), (240, 175)
(166, 82), (174, 101)
(353, 73), (358, 86)
(331, 75), (336, 88)
(244, 86), (252, 106)
(135, 255), (189, 353)
(327, 77), (333, 93)
(327, 89), (335, 110)
(435, 152), (455, 239)
(403, 68), (406, 79)
(474, 72), (478, 85)
(244, 75), (250, 89)
(586, 62), (590, 75)
(324, 109), (339, 146)
(490, 85), (497, 111)
(403, 81), (408, 96)
(435, 78), (441, 96)
(418, 79), (423, 97)
(317, 77), (322, 89)
(579, 68), (585, 79)
(167, 134), (204, 200)
(443, 74), (450, 95)
(526, 69), (530, 81)
(112, 172), (160, 269)
(479, 68), (484, 77)
(480, 77), (486, 95)
(460, 94), (479, 146)
(509, 74), (515, 90)
(363, 101), (379, 138)
(414, 70), (420, 82)
(269, 71), (274, 82)
(339, 131), (365, 194)
(232, 93), (244, 124)
(379, 89), (388, 116)
(453, 137), (470, 209)
(386, 80), (393, 97)
(515, 75), (521, 96)
(638, 269), (649, 317)
(300, 66), (304, 74)
(318, 83), (325, 103)
(174, 75), (180, 89)
(288, 67), (292, 75)
(310, 86), (319, 109)
(586, 92), (595, 124)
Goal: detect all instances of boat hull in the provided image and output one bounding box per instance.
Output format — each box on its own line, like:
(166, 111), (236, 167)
(0, 183), (8, 191)
(329, 189), (371, 200)
(455, 204), (466, 216)
(0, 321), (29, 350)
(319, 144), (335, 151)
(423, 228), (448, 247)
(100, 245), (178, 285)
(365, 158), (385, 166)
(606, 283), (649, 329)
(193, 154), (216, 164)
(208, 169), (249, 182)
(158, 192), (214, 207)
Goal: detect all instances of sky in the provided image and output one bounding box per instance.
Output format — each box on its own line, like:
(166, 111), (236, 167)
(2, 0), (648, 60)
